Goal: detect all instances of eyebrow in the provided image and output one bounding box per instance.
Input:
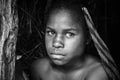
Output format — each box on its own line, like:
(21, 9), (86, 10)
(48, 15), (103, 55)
(63, 28), (78, 32)
(46, 26), (55, 32)
(46, 26), (78, 32)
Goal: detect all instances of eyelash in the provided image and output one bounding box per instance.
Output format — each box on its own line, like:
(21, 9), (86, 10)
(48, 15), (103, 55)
(65, 32), (75, 38)
(46, 30), (75, 38)
(46, 30), (55, 36)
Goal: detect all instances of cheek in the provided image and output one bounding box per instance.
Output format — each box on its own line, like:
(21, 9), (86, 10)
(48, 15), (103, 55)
(65, 36), (85, 56)
(45, 36), (52, 52)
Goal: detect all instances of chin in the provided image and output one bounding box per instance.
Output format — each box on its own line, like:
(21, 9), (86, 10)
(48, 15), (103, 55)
(51, 59), (67, 66)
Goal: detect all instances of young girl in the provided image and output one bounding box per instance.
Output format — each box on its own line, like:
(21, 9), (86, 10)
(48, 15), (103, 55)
(30, 0), (119, 80)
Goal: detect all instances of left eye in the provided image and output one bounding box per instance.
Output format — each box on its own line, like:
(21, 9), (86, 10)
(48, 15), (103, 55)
(65, 32), (75, 38)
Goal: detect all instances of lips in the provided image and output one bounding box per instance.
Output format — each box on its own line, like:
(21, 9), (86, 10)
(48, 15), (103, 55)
(50, 52), (65, 56)
(51, 54), (64, 58)
(50, 52), (66, 59)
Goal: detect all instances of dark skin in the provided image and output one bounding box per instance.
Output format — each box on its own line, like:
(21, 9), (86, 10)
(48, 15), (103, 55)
(31, 9), (107, 80)
(31, 57), (107, 80)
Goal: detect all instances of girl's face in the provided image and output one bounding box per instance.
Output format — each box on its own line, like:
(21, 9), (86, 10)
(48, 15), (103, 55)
(45, 10), (86, 65)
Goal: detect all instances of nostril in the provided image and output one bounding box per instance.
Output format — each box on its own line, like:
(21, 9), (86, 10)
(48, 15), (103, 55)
(53, 42), (60, 48)
(53, 41), (63, 48)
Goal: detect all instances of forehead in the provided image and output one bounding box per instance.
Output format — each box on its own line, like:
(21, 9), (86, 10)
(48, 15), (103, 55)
(47, 9), (83, 30)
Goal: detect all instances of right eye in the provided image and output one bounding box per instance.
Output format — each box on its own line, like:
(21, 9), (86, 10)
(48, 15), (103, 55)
(46, 30), (55, 36)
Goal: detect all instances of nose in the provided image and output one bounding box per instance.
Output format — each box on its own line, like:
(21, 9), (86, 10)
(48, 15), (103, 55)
(53, 34), (64, 48)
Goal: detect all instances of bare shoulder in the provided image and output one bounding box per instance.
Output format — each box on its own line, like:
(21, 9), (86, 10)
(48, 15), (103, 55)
(87, 65), (108, 80)
(86, 57), (108, 80)
(31, 58), (50, 75)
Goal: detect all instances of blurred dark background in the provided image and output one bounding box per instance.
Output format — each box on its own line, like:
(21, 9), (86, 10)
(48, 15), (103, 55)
(107, 0), (120, 68)
(15, 0), (120, 73)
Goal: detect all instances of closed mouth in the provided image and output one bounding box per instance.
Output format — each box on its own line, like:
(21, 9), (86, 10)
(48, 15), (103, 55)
(50, 53), (66, 59)
(51, 57), (63, 60)
(50, 53), (66, 56)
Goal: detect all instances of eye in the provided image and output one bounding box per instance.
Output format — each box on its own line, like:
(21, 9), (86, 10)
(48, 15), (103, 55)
(46, 30), (55, 36)
(65, 32), (75, 38)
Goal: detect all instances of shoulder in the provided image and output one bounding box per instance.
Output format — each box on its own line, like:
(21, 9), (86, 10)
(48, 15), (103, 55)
(32, 58), (49, 66)
(87, 65), (108, 80)
(85, 57), (108, 80)
(31, 58), (51, 76)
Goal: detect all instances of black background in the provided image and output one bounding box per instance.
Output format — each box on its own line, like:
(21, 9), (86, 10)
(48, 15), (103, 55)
(16, 0), (120, 71)
(107, 0), (120, 68)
